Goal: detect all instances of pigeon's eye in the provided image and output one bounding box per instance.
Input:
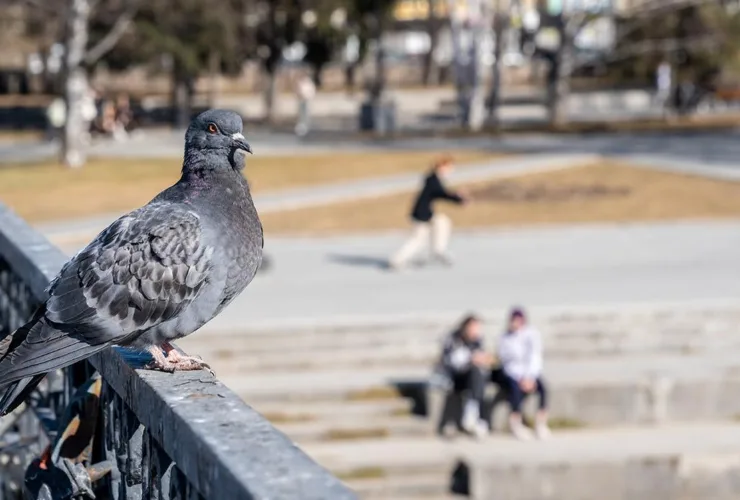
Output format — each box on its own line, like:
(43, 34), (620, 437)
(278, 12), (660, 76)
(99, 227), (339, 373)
(207, 123), (218, 134)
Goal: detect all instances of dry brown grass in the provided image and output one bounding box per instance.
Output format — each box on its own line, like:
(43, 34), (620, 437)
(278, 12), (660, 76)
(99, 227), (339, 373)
(523, 416), (586, 430)
(261, 411), (316, 424)
(436, 112), (740, 138)
(388, 406), (412, 417)
(323, 427), (390, 441)
(261, 161), (740, 235)
(345, 386), (401, 401)
(0, 150), (499, 223)
(335, 467), (387, 481)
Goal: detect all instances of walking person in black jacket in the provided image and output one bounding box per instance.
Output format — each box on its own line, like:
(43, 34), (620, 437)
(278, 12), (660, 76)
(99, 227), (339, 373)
(388, 156), (469, 269)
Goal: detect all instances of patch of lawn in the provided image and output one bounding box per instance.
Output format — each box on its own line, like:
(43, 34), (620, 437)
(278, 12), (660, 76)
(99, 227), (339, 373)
(261, 161), (740, 235)
(346, 386), (401, 401)
(335, 467), (387, 481)
(261, 411), (316, 424)
(0, 150), (500, 223)
(323, 427), (390, 441)
(523, 416), (586, 430)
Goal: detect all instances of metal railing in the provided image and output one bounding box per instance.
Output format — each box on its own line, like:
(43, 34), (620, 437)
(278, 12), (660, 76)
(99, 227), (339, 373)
(0, 202), (356, 500)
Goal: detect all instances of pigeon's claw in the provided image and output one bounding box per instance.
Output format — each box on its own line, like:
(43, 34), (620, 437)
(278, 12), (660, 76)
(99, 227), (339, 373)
(170, 357), (215, 375)
(145, 345), (215, 375)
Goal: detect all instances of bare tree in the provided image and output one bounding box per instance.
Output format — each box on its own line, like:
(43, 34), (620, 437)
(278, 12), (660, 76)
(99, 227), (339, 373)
(544, 10), (599, 127)
(24, 0), (137, 167)
(370, 6), (387, 107)
(448, 0), (486, 129)
(542, 0), (723, 126)
(420, 0), (440, 85)
(486, 0), (506, 129)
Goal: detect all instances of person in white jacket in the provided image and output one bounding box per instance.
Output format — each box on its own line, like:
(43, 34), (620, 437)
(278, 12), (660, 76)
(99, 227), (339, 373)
(497, 307), (550, 441)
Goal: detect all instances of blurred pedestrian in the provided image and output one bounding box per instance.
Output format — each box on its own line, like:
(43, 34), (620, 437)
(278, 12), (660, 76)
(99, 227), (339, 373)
(113, 93), (133, 141)
(294, 72), (316, 137)
(656, 60), (672, 116)
(85, 88), (104, 140)
(97, 99), (116, 137)
(439, 314), (493, 438)
(45, 96), (65, 143)
(497, 307), (550, 441)
(388, 156), (468, 270)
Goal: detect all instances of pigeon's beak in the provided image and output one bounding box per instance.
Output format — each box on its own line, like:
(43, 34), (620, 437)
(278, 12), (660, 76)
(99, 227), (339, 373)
(231, 133), (252, 154)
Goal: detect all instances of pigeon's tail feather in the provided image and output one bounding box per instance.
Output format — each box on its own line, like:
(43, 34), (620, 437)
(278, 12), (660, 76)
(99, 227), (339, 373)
(0, 316), (111, 412)
(0, 333), (108, 387)
(0, 375), (44, 416)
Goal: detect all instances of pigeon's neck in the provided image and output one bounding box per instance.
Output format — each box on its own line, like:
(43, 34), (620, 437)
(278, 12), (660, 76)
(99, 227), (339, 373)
(178, 156), (252, 199)
(176, 150), (256, 211)
(182, 149), (235, 174)
(179, 164), (245, 189)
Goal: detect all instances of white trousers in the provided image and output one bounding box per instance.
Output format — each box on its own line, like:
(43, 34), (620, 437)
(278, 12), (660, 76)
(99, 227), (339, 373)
(390, 214), (451, 266)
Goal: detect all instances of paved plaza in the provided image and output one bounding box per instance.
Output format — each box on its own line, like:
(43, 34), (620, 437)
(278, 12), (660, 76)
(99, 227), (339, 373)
(18, 125), (740, 499)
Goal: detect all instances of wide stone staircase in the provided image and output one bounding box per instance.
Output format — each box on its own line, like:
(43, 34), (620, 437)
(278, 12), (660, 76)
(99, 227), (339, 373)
(179, 301), (740, 500)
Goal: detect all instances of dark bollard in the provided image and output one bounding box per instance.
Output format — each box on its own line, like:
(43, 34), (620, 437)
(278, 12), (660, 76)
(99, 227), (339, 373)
(359, 100), (397, 136)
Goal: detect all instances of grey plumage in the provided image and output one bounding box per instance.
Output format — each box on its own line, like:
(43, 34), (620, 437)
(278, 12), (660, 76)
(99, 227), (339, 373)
(0, 109), (262, 415)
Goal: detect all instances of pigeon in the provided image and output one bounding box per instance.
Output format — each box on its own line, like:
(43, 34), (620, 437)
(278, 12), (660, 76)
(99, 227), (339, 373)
(0, 109), (263, 416)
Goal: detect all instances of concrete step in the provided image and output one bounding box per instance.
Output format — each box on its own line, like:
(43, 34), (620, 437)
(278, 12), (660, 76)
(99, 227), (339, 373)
(275, 415), (429, 443)
(253, 399), (412, 423)
(187, 323), (740, 361)
(197, 341), (738, 374)
(194, 301), (740, 344)
(226, 351), (740, 426)
(344, 474), (455, 500)
(226, 350), (740, 398)
(199, 342), (442, 373)
(305, 421), (740, 500)
(182, 304), (740, 372)
(226, 367), (420, 403)
(360, 495), (465, 500)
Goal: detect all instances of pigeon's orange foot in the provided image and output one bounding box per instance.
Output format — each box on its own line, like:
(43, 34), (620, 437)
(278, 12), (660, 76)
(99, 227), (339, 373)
(145, 344), (215, 376)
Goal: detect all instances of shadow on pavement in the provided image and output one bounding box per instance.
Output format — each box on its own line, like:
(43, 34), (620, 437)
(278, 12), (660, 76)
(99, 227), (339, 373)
(326, 253), (389, 269)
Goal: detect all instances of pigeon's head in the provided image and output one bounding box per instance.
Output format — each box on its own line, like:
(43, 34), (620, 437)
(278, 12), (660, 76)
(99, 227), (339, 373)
(184, 110), (252, 168)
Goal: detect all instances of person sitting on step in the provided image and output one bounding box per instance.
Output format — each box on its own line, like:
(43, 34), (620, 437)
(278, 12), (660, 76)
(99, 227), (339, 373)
(497, 307), (551, 441)
(440, 314), (494, 438)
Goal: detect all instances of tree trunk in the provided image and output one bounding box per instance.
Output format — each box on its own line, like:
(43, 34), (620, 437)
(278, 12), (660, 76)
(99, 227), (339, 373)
(487, 1), (505, 129)
(421, 0), (438, 86)
(371, 19), (386, 105)
(263, 69), (277, 124)
(343, 33), (360, 94)
(312, 63), (323, 88)
(547, 18), (575, 127)
(261, 0), (280, 125)
(344, 63), (356, 93)
(207, 51), (221, 109)
(448, 0), (467, 127)
(172, 65), (194, 130)
(61, 0), (92, 168)
(466, 39), (484, 129)
(466, 0), (487, 131)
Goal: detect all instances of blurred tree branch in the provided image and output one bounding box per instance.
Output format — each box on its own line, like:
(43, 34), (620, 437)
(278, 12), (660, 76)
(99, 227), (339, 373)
(85, 0), (139, 64)
(21, 0), (64, 14)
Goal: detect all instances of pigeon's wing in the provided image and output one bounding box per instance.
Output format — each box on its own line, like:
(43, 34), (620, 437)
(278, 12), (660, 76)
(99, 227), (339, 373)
(0, 203), (214, 387)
